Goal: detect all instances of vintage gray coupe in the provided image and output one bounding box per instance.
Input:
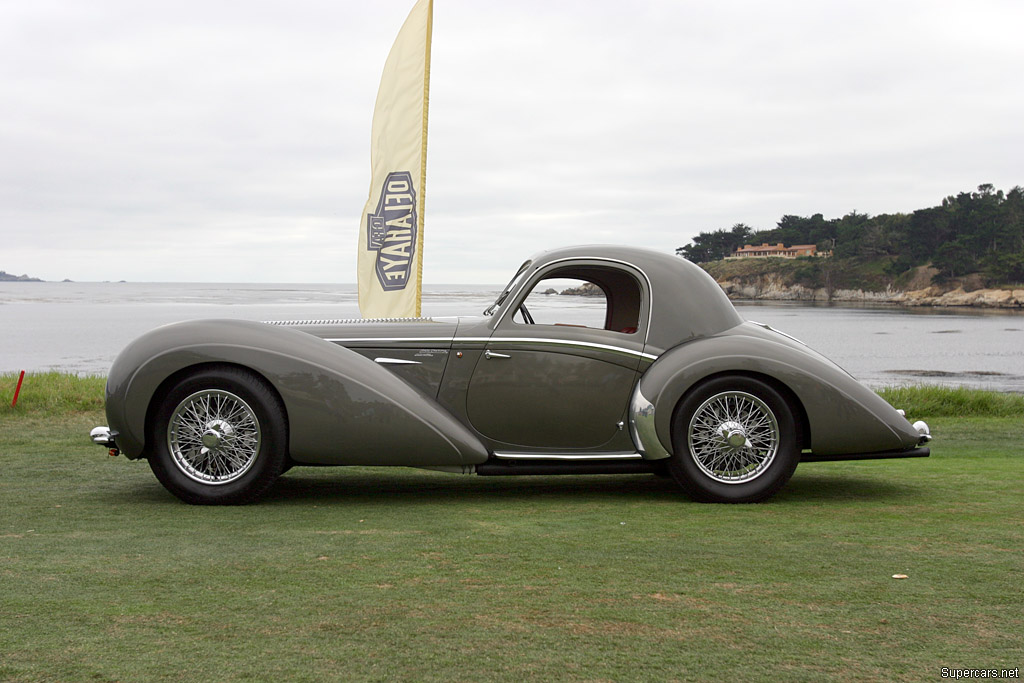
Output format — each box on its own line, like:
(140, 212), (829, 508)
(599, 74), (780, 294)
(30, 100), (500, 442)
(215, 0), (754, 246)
(91, 245), (931, 504)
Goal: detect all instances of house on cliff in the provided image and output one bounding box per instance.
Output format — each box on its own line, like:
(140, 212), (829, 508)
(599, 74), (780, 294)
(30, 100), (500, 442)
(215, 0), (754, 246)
(729, 243), (826, 259)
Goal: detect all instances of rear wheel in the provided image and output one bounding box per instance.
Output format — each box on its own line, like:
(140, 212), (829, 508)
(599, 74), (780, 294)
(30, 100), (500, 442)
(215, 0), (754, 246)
(668, 376), (798, 503)
(148, 366), (287, 505)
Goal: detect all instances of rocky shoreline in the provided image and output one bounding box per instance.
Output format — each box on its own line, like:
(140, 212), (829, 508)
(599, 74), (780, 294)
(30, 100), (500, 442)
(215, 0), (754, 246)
(717, 277), (1024, 309)
(558, 273), (1024, 308)
(0, 270), (43, 282)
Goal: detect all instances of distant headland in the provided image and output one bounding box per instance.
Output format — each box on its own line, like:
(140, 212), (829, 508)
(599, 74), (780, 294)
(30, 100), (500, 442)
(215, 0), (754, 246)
(676, 183), (1024, 308)
(0, 270), (44, 282)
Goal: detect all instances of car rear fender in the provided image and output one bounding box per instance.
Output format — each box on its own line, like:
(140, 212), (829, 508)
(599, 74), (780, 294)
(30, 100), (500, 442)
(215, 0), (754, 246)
(106, 319), (488, 466)
(638, 328), (921, 457)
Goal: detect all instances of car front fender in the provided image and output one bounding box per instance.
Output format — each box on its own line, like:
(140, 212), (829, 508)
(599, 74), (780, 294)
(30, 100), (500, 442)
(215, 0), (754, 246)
(637, 323), (922, 457)
(106, 319), (489, 466)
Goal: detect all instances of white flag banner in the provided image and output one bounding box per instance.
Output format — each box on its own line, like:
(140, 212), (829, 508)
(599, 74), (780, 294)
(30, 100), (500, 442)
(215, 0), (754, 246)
(357, 0), (432, 318)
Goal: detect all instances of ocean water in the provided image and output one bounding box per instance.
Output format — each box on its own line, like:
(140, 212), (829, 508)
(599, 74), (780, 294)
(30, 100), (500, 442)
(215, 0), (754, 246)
(2, 282), (1023, 392)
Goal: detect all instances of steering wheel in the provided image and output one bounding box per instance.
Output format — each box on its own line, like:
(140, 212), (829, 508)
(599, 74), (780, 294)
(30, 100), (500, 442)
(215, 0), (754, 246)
(519, 303), (535, 324)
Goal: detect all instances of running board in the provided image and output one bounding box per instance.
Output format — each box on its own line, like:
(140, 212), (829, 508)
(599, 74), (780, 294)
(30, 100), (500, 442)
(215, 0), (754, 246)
(801, 447), (930, 463)
(476, 459), (659, 476)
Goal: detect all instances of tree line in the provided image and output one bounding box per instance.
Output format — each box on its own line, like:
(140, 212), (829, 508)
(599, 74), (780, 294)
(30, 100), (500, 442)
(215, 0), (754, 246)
(676, 184), (1024, 284)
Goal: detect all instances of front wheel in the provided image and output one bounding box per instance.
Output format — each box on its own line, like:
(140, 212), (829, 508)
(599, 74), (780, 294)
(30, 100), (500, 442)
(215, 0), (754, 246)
(668, 376), (799, 503)
(148, 366), (288, 505)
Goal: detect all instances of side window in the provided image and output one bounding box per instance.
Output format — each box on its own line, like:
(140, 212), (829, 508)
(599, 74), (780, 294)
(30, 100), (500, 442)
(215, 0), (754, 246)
(510, 267), (642, 334)
(513, 278), (608, 328)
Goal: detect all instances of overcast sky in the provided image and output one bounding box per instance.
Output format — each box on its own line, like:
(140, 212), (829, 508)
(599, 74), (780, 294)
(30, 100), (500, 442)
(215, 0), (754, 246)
(2, 0), (1021, 283)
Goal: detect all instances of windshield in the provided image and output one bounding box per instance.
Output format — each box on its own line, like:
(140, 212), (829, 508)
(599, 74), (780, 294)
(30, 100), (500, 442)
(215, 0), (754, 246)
(483, 260), (532, 316)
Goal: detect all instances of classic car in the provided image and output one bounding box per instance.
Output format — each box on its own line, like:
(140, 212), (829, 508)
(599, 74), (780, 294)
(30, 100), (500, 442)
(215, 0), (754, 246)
(90, 245), (931, 505)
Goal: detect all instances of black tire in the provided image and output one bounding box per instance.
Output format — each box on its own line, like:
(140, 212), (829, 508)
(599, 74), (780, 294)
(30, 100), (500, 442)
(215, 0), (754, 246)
(668, 376), (798, 503)
(147, 366), (288, 505)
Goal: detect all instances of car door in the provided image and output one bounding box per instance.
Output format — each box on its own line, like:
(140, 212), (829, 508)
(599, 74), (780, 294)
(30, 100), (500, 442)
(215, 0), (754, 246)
(464, 261), (650, 451)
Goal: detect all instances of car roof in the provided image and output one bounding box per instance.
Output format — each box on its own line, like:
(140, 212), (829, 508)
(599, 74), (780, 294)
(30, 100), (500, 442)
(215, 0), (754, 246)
(524, 245), (742, 349)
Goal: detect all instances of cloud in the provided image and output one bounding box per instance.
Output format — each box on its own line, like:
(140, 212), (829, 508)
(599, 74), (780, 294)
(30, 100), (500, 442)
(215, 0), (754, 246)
(1, 0), (1022, 282)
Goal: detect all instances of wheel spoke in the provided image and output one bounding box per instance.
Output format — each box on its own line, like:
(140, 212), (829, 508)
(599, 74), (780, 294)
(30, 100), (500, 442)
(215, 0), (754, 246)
(167, 389), (262, 485)
(688, 390), (779, 484)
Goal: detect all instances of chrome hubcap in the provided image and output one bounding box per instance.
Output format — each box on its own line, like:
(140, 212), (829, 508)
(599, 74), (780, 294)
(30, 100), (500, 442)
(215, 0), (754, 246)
(168, 390), (261, 485)
(720, 420), (750, 449)
(688, 391), (779, 484)
(201, 420), (234, 449)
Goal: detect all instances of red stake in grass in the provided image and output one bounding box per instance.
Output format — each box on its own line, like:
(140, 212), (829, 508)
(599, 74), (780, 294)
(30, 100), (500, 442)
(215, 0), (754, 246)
(11, 370), (25, 407)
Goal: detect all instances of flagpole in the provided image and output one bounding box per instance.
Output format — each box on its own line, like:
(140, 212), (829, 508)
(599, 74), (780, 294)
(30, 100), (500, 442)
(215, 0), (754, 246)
(415, 0), (433, 317)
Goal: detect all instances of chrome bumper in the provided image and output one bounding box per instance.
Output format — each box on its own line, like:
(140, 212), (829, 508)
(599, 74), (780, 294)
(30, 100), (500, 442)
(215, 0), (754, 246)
(912, 420), (932, 445)
(90, 426), (120, 455)
(897, 410), (932, 446)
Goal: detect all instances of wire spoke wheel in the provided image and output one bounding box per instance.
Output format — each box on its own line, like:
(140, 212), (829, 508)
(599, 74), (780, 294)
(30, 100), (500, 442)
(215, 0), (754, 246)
(149, 366), (287, 505)
(168, 389), (262, 485)
(687, 390), (779, 484)
(669, 376), (798, 503)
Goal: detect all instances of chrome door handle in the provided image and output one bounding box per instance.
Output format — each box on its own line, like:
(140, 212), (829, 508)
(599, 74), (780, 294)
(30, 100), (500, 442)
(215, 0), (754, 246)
(484, 350), (510, 360)
(374, 357), (422, 365)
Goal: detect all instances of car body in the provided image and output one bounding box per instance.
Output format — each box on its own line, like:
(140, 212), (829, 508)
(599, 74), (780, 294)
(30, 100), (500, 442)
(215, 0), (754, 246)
(91, 245), (931, 504)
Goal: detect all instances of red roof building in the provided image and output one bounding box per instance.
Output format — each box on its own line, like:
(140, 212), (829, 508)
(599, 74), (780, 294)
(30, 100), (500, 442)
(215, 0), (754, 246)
(730, 243), (820, 259)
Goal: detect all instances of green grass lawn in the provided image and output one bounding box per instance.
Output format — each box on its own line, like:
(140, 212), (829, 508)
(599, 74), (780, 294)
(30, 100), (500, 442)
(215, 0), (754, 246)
(1, 376), (1021, 681)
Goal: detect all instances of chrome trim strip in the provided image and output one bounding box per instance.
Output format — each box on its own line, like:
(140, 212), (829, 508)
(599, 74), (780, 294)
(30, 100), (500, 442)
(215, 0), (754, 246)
(374, 357), (422, 365)
(327, 335), (659, 361)
(749, 320), (807, 346)
(629, 384), (670, 460)
(492, 452), (643, 460)
(491, 256), (654, 347)
(325, 337), (453, 345)
(459, 337), (659, 361)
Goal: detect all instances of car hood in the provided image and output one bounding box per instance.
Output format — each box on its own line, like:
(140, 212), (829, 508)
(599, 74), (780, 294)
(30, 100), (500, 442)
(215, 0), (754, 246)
(263, 316), (462, 348)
